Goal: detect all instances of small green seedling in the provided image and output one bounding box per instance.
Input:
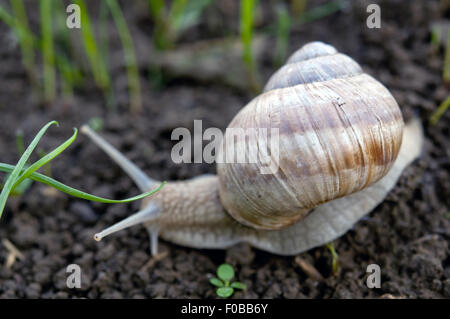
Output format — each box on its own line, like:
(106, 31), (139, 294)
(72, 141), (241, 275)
(326, 242), (339, 276)
(210, 264), (246, 298)
(430, 96), (450, 125)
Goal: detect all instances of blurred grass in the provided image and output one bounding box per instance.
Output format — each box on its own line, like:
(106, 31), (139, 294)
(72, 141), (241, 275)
(240, 0), (261, 92)
(443, 26), (450, 85)
(40, 0), (56, 103)
(149, 0), (213, 50)
(106, 0), (142, 113)
(75, 0), (114, 109)
(9, 0), (37, 92)
(99, 1), (110, 74)
(54, 0), (83, 101)
(291, 0), (345, 27)
(274, 3), (291, 67)
(291, 0), (307, 17)
(430, 96), (450, 125)
(0, 0), (348, 110)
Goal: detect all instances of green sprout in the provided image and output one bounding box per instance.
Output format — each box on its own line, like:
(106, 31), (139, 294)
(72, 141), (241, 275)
(291, 0), (345, 27)
(290, 0), (308, 17)
(40, 0), (56, 103)
(443, 26), (450, 85)
(0, 121), (165, 220)
(149, 0), (212, 50)
(0, 3), (82, 104)
(2, 130), (33, 197)
(274, 3), (291, 67)
(430, 95), (450, 125)
(8, 0), (37, 93)
(75, 0), (114, 109)
(106, 0), (142, 113)
(209, 264), (246, 298)
(326, 242), (339, 276)
(430, 24), (442, 53)
(240, 0), (261, 93)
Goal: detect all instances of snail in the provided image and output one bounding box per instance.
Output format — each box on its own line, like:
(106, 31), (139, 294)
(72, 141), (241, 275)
(81, 42), (423, 256)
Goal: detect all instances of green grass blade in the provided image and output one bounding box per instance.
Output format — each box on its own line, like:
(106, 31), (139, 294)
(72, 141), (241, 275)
(75, 0), (111, 91)
(106, 0), (142, 113)
(12, 128), (78, 190)
(40, 0), (56, 102)
(10, 0), (37, 87)
(99, 1), (110, 71)
(430, 96), (450, 125)
(174, 0), (213, 31)
(148, 0), (168, 49)
(292, 0), (344, 27)
(274, 4), (291, 67)
(291, 0), (308, 17)
(443, 26), (450, 85)
(0, 163), (165, 204)
(240, 0), (261, 92)
(0, 121), (58, 218)
(168, 0), (188, 31)
(0, 5), (15, 27)
(240, 0), (256, 69)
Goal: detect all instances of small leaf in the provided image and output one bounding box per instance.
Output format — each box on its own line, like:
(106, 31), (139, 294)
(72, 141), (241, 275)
(217, 264), (234, 282)
(0, 163), (165, 204)
(12, 128), (78, 190)
(209, 277), (224, 288)
(230, 282), (246, 290)
(0, 121), (58, 218)
(216, 287), (234, 298)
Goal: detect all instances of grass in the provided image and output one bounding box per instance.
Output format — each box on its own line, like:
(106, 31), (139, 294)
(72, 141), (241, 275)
(75, 0), (113, 109)
(430, 96), (450, 125)
(1, 2), (82, 104)
(149, 0), (213, 50)
(429, 25), (450, 124)
(106, 0), (142, 113)
(240, 0), (261, 93)
(291, 0), (345, 27)
(290, 0), (308, 17)
(430, 24), (442, 53)
(326, 242), (339, 276)
(1, 130), (33, 197)
(53, 0), (82, 102)
(0, 0), (346, 111)
(0, 121), (166, 220)
(9, 0), (37, 91)
(99, 1), (110, 78)
(40, 0), (56, 103)
(443, 26), (450, 85)
(210, 264), (246, 298)
(274, 3), (291, 67)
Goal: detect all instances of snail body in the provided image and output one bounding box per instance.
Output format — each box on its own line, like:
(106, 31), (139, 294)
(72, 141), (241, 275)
(82, 42), (423, 256)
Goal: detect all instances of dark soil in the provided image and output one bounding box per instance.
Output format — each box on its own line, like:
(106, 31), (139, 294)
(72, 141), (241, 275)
(0, 0), (449, 298)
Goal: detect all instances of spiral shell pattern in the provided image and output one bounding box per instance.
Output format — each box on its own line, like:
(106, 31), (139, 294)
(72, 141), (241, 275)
(217, 42), (404, 230)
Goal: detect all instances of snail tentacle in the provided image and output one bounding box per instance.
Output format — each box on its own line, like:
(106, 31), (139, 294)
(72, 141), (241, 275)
(81, 125), (158, 192)
(94, 204), (160, 242)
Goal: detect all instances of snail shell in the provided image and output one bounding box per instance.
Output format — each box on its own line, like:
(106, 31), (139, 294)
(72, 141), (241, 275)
(217, 42), (404, 230)
(86, 42), (422, 257)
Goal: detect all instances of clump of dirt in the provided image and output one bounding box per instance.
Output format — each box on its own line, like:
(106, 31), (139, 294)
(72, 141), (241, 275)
(0, 0), (449, 298)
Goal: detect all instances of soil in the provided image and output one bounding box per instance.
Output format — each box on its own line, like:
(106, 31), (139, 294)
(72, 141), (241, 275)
(0, 0), (449, 299)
